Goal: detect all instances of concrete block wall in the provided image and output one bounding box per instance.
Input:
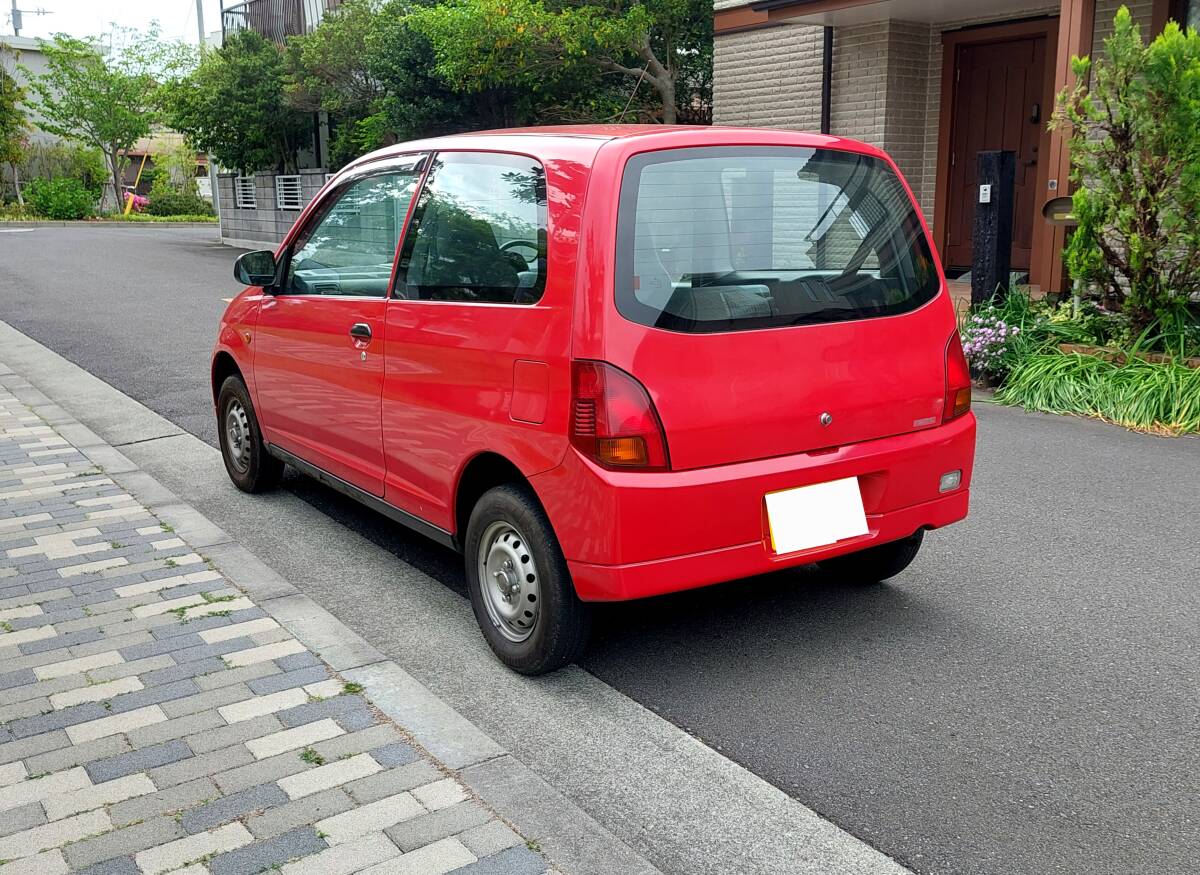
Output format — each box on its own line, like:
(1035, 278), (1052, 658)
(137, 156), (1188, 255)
(218, 169), (329, 248)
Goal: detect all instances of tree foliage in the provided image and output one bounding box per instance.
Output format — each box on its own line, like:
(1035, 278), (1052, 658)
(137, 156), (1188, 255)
(0, 59), (27, 170)
(161, 30), (310, 173)
(1054, 6), (1200, 333)
(22, 29), (184, 210)
(405, 0), (712, 124)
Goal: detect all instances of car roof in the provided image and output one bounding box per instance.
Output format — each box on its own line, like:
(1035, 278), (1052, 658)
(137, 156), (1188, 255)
(340, 125), (889, 176)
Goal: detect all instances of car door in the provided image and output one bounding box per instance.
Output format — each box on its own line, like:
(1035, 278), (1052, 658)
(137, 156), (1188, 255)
(254, 157), (426, 496)
(381, 151), (570, 530)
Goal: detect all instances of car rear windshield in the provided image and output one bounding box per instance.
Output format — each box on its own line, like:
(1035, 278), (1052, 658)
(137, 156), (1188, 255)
(615, 147), (940, 334)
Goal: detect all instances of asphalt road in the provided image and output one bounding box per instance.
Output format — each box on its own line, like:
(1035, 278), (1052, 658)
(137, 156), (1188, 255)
(2, 224), (1198, 875)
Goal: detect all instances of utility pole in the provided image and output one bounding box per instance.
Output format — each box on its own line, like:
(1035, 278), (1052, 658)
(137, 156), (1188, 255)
(9, 0), (49, 36)
(197, 0), (221, 217)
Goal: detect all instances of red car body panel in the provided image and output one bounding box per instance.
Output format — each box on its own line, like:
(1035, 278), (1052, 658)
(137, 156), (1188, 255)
(254, 295), (389, 495)
(213, 126), (976, 601)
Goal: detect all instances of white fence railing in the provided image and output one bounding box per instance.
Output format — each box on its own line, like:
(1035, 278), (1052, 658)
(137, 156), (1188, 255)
(275, 175), (303, 210)
(234, 177), (257, 209)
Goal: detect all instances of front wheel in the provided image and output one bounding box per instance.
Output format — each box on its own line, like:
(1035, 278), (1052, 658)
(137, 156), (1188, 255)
(464, 484), (590, 675)
(217, 376), (283, 494)
(818, 530), (924, 584)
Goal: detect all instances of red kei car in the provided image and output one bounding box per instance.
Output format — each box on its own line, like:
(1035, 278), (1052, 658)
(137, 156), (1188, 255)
(213, 126), (975, 674)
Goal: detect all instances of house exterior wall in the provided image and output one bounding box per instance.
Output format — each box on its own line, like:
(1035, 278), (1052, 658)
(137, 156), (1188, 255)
(713, 1), (1157, 230)
(712, 25), (825, 130)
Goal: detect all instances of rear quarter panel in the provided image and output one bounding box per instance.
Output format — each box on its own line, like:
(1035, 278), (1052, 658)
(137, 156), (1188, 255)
(380, 147), (596, 531)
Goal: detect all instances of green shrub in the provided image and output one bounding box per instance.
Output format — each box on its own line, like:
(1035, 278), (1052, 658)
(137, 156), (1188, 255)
(145, 189), (213, 216)
(17, 142), (107, 199)
(25, 177), (96, 220)
(1054, 8), (1200, 332)
(145, 170), (213, 216)
(997, 352), (1200, 434)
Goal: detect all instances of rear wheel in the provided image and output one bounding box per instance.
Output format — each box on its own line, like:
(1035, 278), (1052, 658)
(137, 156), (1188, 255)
(819, 530), (924, 584)
(465, 484), (590, 675)
(217, 376), (283, 494)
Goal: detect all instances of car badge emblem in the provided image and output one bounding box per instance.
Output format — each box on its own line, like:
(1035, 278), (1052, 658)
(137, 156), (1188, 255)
(820, 412), (833, 427)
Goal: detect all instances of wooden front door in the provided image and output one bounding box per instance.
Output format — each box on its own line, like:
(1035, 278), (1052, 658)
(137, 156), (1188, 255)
(944, 34), (1049, 271)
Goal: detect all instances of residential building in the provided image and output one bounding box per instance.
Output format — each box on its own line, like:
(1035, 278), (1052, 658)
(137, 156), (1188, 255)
(1, 35), (56, 147)
(214, 0), (340, 245)
(712, 0), (1198, 294)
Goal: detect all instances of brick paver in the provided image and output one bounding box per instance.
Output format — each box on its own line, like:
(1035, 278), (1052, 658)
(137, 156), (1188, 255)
(0, 386), (553, 874)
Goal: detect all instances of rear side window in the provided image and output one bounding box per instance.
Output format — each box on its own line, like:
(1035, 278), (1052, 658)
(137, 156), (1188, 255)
(616, 147), (939, 333)
(396, 152), (547, 304)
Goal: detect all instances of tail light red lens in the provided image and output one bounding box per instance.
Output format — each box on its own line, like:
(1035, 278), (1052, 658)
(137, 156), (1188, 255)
(944, 332), (972, 422)
(570, 361), (669, 470)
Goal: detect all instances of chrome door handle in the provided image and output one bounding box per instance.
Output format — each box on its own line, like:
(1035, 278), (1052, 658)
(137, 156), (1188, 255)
(349, 323), (372, 340)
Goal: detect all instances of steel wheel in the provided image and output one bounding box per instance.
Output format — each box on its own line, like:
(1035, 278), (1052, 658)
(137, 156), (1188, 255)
(477, 520), (541, 643)
(224, 399), (251, 474)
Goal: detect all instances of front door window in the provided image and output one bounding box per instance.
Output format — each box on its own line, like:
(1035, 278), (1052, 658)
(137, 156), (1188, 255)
(283, 167), (424, 297)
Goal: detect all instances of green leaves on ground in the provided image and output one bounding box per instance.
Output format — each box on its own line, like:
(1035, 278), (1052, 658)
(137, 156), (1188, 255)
(997, 352), (1200, 435)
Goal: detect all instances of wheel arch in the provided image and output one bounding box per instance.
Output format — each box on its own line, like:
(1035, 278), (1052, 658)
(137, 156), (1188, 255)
(454, 451), (541, 542)
(211, 350), (244, 405)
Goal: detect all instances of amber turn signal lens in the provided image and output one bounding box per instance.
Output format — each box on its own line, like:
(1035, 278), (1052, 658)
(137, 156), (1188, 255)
(597, 436), (649, 467)
(951, 387), (972, 419)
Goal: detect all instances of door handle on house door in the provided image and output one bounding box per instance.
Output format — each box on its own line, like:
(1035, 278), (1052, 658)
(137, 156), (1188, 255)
(349, 323), (372, 341)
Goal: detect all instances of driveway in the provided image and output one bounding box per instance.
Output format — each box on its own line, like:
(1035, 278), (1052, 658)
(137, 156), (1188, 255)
(2, 224), (1198, 874)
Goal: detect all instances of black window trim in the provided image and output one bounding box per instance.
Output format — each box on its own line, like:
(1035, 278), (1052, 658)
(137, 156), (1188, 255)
(613, 145), (942, 335)
(389, 148), (550, 307)
(272, 152), (430, 300)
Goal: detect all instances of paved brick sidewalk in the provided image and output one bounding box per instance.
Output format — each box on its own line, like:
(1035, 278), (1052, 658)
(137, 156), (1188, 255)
(0, 385), (554, 875)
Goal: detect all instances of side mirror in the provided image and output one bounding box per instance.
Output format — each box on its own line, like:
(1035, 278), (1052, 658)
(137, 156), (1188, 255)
(233, 250), (278, 287)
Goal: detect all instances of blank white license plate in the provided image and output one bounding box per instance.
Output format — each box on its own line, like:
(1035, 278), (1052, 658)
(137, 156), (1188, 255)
(765, 477), (868, 555)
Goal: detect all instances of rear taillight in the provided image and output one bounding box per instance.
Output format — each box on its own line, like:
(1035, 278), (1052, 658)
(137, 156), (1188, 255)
(944, 332), (972, 422)
(570, 361), (669, 471)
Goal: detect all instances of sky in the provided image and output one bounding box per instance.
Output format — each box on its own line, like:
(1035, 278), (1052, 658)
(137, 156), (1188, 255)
(3, 0), (225, 44)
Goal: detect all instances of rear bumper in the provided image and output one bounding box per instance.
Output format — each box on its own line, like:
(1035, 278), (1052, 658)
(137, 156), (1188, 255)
(530, 412), (975, 601)
(567, 490), (968, 600)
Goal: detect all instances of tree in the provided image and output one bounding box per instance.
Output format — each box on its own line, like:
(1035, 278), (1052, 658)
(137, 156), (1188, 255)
(0, 55), (29, 204)
(22, 29), (179, 211)
(1054, 6), (1200, 335)
(406, 0), (713, 124)
(284, 0), (589, 168)
(161, 30), (311, 173)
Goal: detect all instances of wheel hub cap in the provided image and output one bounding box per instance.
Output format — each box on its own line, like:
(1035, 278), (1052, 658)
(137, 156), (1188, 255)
(225, 401), (251, 473)
(478, 521), (540, 643)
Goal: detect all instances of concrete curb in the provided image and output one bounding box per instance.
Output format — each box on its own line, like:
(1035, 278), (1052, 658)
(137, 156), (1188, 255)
(219, 235), (275, 251)
(0, 317), (914, 875)
(0, 355), (661, 875)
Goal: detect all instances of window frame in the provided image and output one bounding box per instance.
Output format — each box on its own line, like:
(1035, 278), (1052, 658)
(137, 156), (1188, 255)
(272, 153), (430, 300)
(390, 149), (550, 307)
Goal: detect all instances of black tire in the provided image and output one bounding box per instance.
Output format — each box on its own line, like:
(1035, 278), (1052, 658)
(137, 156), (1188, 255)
(818, 530), (925, 585)
(464, 484), (591, 675)
(216, 375), (283, 494)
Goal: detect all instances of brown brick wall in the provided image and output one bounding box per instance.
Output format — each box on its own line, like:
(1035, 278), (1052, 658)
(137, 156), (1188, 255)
(712, 1), (1161, 227)
(713, 24), (825, 130)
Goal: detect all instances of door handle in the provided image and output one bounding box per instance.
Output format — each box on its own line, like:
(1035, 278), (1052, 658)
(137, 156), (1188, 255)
(349, 323), (372, 340)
